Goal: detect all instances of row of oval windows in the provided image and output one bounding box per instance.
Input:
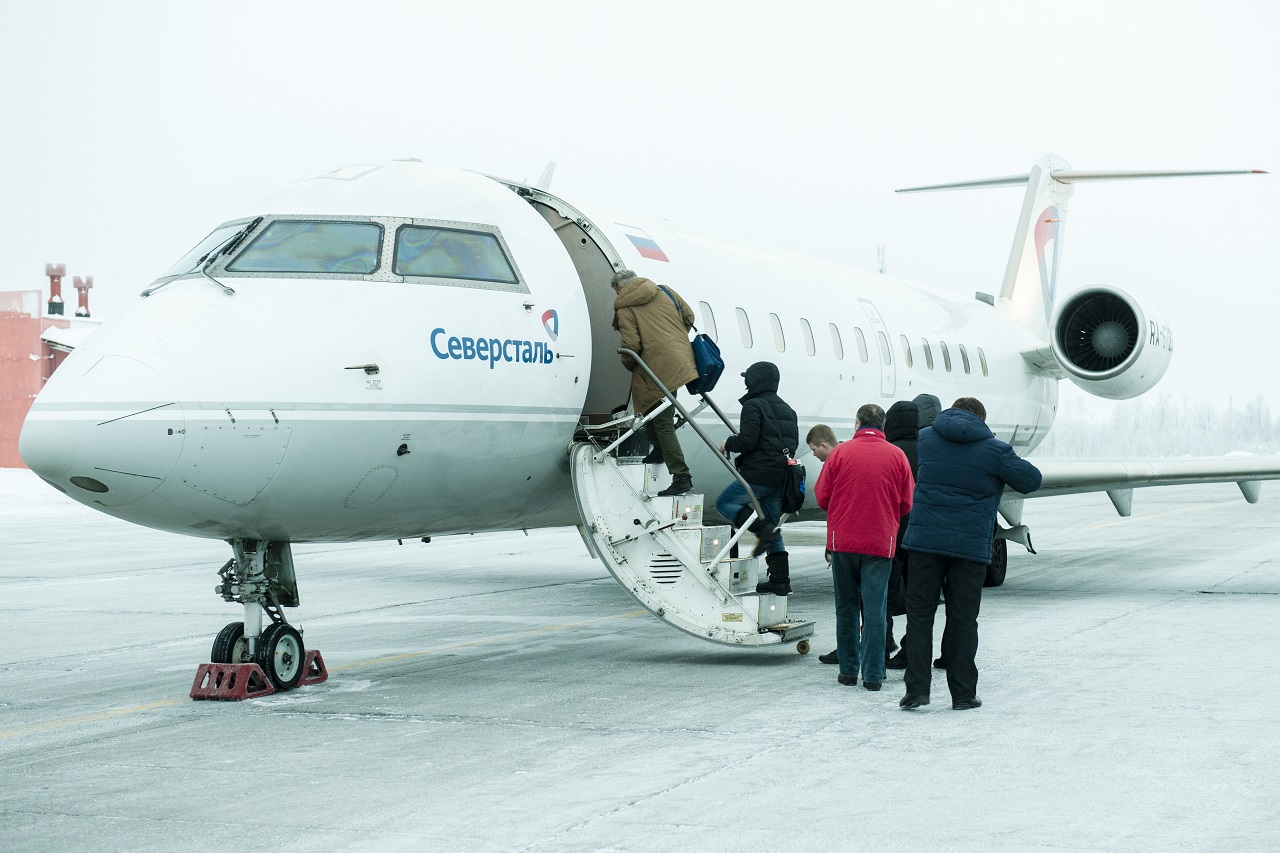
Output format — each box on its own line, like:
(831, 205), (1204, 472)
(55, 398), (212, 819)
(697, 302), (989, 377)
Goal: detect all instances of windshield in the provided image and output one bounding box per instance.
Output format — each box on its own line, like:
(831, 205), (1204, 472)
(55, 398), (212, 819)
(393, 225), (517, 283)
(154, 220), (252, 283)
(227, 221), (383, 274)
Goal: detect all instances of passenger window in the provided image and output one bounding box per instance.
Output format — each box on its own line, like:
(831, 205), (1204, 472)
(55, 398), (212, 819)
(854, 327), (869, 363)
(699, 301), (718, 343)
(921, 338), (934, 370)
(899, 334), (913, 368)
(229, 220), (383, 274)
(736, 308), (753, 348)
(978, 347), (989, 376)
(769, 313), (785, 352)
(876, 331), (893, 364)
(829, 324), (844, 360)
(940, 340), (952, 372)
(395, 225), (517, 283)
(800, 318), (816, 356)
(959, 344), (971, 374)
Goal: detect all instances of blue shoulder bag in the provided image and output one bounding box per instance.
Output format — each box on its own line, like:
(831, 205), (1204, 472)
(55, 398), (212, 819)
(659, 286), (724, 395)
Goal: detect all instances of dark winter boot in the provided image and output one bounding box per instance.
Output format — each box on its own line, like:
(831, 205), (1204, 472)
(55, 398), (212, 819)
(748, 516), (775, 557)
(730, 506), (754, 560)
(757, 551), (791, 596)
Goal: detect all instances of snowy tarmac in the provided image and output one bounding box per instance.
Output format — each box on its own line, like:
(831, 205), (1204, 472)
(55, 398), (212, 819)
(2, 467), (1279, 852)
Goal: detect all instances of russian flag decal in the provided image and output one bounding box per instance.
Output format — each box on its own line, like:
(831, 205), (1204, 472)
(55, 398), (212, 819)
(619, 224), (670, 262)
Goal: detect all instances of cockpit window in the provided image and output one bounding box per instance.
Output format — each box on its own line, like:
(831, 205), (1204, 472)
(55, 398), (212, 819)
(227, 221), (382, 274)
(393, 225), (517, 283)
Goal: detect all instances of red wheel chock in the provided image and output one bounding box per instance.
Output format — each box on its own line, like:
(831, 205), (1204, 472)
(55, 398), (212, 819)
(189, 649), (328, 701)
(297, 650), (328, 686)
(190, 663), (276, 700)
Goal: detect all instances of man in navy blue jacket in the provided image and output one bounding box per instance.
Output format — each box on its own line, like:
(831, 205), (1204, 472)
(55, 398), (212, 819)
(899, 397), (1042, 711)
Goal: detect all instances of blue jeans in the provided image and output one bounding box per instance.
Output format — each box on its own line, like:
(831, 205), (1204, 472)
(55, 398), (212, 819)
(715, 481), (784, 554)
(832, 551), (892, 684)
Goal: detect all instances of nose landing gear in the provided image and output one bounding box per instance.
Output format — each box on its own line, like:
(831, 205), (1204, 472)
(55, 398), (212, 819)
(191, 539), (327, 700)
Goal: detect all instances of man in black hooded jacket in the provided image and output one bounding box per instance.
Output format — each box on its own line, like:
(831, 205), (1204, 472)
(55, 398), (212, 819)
(716, 361), (799, 593)
(883, 399), (920, 667)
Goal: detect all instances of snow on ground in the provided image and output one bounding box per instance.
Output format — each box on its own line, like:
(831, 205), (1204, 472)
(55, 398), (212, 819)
(2, 468), (1279, 852)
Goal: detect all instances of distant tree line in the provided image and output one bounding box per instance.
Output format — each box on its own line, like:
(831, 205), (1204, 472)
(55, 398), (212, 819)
(1031, 394), (1278, 458)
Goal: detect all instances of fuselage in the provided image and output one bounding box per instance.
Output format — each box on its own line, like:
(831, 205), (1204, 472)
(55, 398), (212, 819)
(19, 161), (1056, 542)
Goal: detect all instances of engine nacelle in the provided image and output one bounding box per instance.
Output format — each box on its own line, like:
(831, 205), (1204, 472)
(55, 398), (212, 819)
(1049, 285), (1173, 400)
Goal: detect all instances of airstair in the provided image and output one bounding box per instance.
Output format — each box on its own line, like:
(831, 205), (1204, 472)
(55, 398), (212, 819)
(570, 350), (815, 651)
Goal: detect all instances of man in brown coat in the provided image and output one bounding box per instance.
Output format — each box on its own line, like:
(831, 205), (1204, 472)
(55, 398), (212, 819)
(611, 270), (698, 496)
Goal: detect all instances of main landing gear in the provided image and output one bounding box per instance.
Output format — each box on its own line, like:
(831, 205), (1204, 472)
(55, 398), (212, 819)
(190, 539), (327, 700)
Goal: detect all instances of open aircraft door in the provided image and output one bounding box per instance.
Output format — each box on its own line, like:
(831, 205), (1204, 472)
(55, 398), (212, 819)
(492, 178), (633, 423)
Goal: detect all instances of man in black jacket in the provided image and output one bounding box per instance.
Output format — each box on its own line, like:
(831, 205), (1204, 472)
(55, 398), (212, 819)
(900, 397), (1042, 711)
(883, 399), (920, 669)
(715, 362), (799, 593)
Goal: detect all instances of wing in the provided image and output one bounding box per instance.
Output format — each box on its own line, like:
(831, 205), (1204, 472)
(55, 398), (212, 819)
(1005, 456), (1280, 519)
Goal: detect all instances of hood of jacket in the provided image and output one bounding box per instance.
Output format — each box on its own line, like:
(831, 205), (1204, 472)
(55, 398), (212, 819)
(930, 408), (994, 444)
(885, 401), (919, 443)
(741, 361), (780, 397)
(913, 393), (942, 428)
(612, 277), (660, 311)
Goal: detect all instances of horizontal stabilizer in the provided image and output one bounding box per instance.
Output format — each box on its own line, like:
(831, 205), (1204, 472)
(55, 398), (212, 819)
(897, 168), (1266, 194)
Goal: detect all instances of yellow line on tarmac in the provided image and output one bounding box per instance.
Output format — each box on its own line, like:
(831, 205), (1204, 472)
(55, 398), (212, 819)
(0, 697), (188, 741)
(0, 610), (648, 742)
(1087, 500), (1237, 530)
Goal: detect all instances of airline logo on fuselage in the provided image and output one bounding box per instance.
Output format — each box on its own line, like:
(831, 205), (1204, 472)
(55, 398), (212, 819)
(431, 314), (559, 367)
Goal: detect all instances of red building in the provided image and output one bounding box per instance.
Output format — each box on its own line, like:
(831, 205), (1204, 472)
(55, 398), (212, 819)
(0, 268), (99, 468)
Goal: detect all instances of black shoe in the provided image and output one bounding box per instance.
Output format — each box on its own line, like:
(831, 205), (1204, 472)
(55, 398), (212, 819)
(754, 576), (790, 596)
(656, 475), (692, 497)
(933, 657), (946, 669)
(952, 696), (982, 710)
(641, 449), (664, 464)
(899, 693), (930, 709)
(885, 651), (907, 670)
(838, 674), (857, 686)
(818, 650), (839, 665)
(863, 681), (882, 691)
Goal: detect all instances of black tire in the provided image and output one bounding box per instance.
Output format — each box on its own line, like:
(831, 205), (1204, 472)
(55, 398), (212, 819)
(984, 537), (1008, 588)
(210, 621), (248, 664)
(254, 623), (305, 690)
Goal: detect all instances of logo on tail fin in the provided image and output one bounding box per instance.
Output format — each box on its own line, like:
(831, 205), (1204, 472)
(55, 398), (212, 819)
(1034, 206), (1061, 324)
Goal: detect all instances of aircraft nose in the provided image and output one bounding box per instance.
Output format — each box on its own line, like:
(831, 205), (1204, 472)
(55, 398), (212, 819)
(20, 355), (187, 505)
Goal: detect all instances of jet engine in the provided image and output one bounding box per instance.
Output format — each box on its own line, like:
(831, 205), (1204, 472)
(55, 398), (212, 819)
(1049, 285), (1173, 400)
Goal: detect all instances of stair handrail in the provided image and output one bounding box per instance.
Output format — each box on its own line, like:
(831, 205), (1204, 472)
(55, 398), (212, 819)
(615, 348), (767, 525)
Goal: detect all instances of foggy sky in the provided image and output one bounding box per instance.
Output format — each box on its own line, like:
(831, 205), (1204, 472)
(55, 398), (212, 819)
(3, 0), (1276, 413)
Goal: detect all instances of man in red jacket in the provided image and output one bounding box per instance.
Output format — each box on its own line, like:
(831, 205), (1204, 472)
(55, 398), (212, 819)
(813, 403), (914, 691)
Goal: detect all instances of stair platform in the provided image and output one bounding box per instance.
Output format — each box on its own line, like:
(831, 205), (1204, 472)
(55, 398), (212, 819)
(571, 442), (815, 649)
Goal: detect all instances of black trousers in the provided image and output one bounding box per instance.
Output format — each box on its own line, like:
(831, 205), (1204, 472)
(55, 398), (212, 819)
(904, 551), (986, 701)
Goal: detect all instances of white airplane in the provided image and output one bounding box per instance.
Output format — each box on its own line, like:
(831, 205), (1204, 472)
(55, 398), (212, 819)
(19, 154), (1278, 691)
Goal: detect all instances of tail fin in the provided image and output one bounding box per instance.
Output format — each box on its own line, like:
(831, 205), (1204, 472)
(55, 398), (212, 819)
(897, 154), (1265, 340)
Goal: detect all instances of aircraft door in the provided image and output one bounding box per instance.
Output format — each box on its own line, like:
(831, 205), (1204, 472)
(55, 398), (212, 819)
(859, 299), (896, 398)
(521, 198), (631, 421)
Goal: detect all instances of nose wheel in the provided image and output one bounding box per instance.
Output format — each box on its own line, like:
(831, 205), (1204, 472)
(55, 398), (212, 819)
(211, 621), (249, 664)
(254, 623), (305, 690)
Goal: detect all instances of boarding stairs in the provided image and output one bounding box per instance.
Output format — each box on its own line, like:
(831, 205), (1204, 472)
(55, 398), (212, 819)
(569, 350), (814, 650)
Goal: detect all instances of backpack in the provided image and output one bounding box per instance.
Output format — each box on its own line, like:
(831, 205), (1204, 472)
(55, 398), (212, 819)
(781, 453), (807, 514)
